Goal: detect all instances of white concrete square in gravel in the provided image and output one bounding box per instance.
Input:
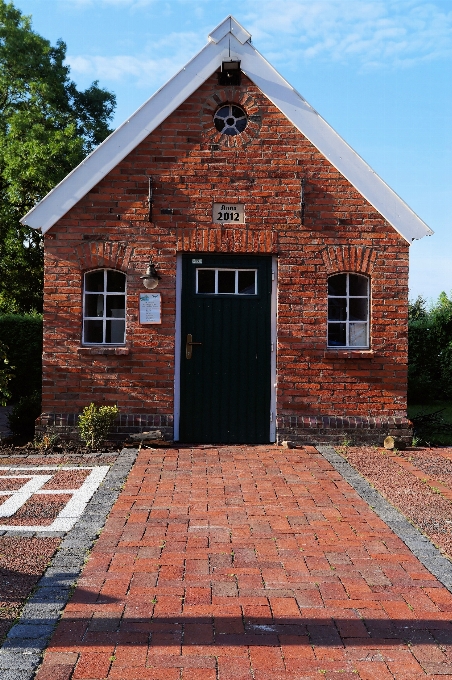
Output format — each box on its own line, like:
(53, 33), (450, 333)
(0, 466), (109, 532)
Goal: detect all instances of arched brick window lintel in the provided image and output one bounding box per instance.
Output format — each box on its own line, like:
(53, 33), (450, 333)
(75, 241), (134, 273)
(321, 246), (377, 276)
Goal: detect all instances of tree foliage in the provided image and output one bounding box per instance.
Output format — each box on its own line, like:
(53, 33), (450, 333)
(0, 1), (116, 312)
(408, 292), (452, 403)
(0, 313), (42, 400)
(0, 340), (13, 405)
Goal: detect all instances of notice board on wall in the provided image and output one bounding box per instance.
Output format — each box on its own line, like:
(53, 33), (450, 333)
(139, 293), (161, 324)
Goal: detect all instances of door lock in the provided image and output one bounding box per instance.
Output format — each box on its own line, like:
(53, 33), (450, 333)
(186, 333), (202, 360)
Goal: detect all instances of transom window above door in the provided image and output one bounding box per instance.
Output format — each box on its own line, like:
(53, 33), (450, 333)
(196, 269), (257, 295)
(83, 269), (126, 345)
(327, 273), (369, 348)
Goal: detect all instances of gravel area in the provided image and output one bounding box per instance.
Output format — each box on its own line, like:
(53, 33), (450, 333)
(0, 447), (138, 680)
(1, 496), (72, 526)
(0, 452), (123, 650)
(0, 537), (60, 643)
(40, 469), (90, 490)
(406, 447), (452, 485)
(340, 445), (452, 560)
(0, 454), (118, 465)
(0, 479), (27, 491)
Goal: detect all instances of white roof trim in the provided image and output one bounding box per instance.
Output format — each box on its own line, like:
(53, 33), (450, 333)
(208, 16), (251, 45)
(21, 15), (432, 242)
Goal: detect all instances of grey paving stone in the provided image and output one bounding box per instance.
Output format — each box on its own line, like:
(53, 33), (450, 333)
(0, 651), (41, 669)
(20, 603), (63, 617)
(15, 617), (59, 627)
(6, 624), (55, 639)
(30, 587), (71, 603)
(0, 669), (36, 680)
(316, 445), (452, 593)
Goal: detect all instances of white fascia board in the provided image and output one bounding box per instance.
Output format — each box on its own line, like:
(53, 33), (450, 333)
(20, 39), (230, 233)
(238, 41), (432, 243)
(209, 15), (251, 45)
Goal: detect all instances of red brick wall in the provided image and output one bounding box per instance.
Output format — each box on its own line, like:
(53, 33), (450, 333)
(41, 72), (410, 439)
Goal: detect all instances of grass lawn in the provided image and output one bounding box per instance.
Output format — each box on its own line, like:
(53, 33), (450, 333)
(408, 401), (452, 446)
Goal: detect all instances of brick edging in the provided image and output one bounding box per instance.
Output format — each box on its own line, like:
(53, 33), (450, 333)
(316, 445), (452, 592)
(0, 448), (139, 680)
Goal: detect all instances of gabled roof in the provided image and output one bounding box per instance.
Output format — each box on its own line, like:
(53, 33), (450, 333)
(20, 16), (432, 242)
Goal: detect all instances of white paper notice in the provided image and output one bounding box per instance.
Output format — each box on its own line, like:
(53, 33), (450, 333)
(139, 293), (161, 324)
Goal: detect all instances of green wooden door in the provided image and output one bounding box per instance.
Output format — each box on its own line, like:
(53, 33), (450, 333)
(179, 254), (272, 444)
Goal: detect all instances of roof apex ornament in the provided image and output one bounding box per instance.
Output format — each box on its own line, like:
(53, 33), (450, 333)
(208, 16), (251, 45)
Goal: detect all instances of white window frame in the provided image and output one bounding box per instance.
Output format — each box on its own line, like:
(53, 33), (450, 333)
(327, 273), (370, 349)
(195, 268), (257, 295)
(82, 269), (127, 345)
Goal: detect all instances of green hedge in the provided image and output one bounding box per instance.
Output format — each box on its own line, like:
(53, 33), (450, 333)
(0, 314), (42, 401)
(408, 294), (452, 404)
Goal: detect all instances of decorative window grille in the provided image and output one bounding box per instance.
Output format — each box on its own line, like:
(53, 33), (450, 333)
(83, 269), (126, 344)
(327, 273), (369, 348)
(213, 105), (248, 136)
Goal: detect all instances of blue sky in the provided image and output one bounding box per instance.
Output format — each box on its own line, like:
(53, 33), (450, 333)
(17, 0), (452, 302)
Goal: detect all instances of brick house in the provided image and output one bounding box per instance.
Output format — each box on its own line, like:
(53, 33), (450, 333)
(21, 16), (432, 445)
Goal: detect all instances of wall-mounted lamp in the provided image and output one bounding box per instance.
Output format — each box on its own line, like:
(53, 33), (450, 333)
(218, 60), (241, 86)
(140, 258), (161, 290)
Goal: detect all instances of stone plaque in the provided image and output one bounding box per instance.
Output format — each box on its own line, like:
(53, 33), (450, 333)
(213, 202), (245, 224)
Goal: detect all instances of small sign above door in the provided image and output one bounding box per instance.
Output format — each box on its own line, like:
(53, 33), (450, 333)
(213, 203), (245, 224)
(139, 293), (161, 324)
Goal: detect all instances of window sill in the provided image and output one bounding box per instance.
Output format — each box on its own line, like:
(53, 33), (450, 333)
(77, 347), (130, 356)
(324, 349), (374, 359)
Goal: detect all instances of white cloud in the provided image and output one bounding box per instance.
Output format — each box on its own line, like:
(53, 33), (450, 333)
(62, 0), (158, 6)
(242, 0), (452, 70)
(67, 30), (203, 88)
(66, 0), (452, 90)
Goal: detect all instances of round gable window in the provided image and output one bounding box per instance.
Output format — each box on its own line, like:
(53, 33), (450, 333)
(214, 104), (247, 136)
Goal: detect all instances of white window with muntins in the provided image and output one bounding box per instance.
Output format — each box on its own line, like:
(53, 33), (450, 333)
(196, 268), (257, 295)
(83, 269), (126, 344)
(327, 273), (369, 348)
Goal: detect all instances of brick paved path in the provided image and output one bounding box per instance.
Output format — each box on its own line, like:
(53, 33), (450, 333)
(36, 446), (452, 679)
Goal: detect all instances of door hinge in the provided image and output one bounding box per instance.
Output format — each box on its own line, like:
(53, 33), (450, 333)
(270, 411), (273, 422)
(271, 342), (274, 352)
(272, 271), (275, 281)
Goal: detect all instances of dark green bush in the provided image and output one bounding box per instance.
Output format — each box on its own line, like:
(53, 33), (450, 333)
(7, 391), (42, 436)
(408, 293), (452, 403)
(0, 314), (42, 401)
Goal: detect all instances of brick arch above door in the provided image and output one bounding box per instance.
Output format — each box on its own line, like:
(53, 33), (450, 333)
(321, 245), (378, 275)
(176, 227), (277, 253)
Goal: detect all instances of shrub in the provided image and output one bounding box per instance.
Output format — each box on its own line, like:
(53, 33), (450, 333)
(7, 391), (42, 436)
(78, 403), (119, 449)
(0, 314), (42, 401)
(0, 341), (14, 406)
(408, 293), (452, 403)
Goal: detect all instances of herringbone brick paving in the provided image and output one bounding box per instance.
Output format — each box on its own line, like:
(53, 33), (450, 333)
(35, 446), (452, 678)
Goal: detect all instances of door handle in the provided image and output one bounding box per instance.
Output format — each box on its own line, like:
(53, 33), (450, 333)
(186, 333), (202, 360)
